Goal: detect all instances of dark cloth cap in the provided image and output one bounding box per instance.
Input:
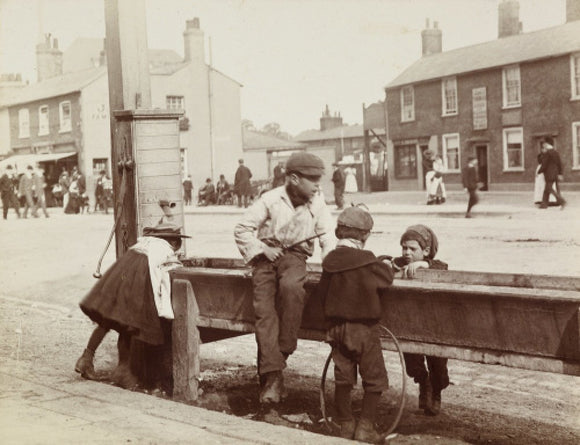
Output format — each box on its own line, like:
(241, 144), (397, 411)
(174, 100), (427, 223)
(285, 152), (325, 176)
(337, 206), (374, 231)
(143, 221), (191, 239)
(400, 224), (438, 259)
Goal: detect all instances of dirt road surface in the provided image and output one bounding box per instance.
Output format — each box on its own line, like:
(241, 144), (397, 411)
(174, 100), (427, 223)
(1, 201), (579, 444)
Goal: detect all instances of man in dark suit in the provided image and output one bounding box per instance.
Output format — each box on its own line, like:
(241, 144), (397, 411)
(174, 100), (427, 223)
(462, 156), (479, 218)
(538, 142), (566, 209)
(234, 159), (253, 208)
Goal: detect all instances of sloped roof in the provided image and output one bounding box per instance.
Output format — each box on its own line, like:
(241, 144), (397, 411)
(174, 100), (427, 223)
(0, 67), (106, 108)
(387, 20), (580, 89)
(294, 124), (385, 142)
(243, 129), (306, 151)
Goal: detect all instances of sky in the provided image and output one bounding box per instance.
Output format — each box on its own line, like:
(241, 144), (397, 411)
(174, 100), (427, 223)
(0, 0), (568, 135)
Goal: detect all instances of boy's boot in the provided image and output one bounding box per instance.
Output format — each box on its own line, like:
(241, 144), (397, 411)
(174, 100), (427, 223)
(111, 334), (138, 390)
(335, 385), (355, 439)
(425, 389), (441, 416)
(259, 371), (282, 404)
(418, 376), (433, 411)
(354, 392), (382, 443)
(75, 348), (97, 380)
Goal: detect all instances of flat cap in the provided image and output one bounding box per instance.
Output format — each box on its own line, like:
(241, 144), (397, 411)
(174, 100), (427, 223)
(143, 221), (191, 239)
(337, 206), (373, 231)
(285, 152), (325, 176)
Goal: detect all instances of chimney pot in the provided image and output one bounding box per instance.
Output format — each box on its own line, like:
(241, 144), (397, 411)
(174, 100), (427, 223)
(53, 38), (59, 49)
(434, 21), (438, 29)
(425, 18), (430, 28)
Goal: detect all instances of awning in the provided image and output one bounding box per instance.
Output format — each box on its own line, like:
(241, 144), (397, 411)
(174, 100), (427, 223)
(0, 152), (77, 173)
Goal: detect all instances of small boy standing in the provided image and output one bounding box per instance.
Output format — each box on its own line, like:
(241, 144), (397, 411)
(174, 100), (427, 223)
(391, 224), (449, 415)
(316, 206), (394, 442)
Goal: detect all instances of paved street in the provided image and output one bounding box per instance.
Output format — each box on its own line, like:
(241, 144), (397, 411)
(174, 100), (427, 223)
(0, 190), (579, 444)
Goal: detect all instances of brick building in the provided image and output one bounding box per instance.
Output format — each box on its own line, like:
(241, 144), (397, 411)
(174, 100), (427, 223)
(384, 1), (580, 192)
(0, 19), (243, 205)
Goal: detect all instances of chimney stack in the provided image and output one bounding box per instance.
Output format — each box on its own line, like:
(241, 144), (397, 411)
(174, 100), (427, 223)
(183, 17), (205, 64)
(567, 0), (580, 22)
(421, 18), (442, 56)
(320, 105), (343, 131)
(36, 33), (63, 82)
(498, 0), (522, 38)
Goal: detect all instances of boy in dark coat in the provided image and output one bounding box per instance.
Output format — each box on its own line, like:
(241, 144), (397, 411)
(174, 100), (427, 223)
(390, 224), (449, 415)
(462, 156), (479, 218)
(316, 206), (394, 442)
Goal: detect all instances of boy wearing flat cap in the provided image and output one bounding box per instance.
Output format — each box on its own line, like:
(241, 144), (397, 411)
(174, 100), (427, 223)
(391, 224), (449, 416)
(234, 151), (335, 405)
(75, 221), (189, 390)
(316, 206), (394, 442)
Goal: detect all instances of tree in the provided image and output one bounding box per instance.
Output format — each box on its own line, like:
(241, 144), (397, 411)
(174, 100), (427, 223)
(242, 119), (256, 131)
(261, 122), (291, 140)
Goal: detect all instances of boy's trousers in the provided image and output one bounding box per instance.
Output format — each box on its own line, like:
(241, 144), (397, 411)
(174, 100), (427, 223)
(404, 353), (449, 393)
(252, 251), (307, 375)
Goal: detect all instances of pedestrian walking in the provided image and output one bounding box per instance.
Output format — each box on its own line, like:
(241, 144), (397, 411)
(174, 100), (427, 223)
(234, 159), (253, 208)
(344, 166), (358, 193)
(389, 224), (449, 416)
(331, 163), (346, 209)
(234, 151), (335, 405)
(538, 141), (566, 209)
(59, 170), (71, 211)
(0, 165), (21, 219)
(316, 206), (394, 441)
(75, 221), (189, 389)
(32, 168), (50, 218)
(462, 156), (479, 218)
(18, 165), (38, 218)
(183, 175), (193, 206)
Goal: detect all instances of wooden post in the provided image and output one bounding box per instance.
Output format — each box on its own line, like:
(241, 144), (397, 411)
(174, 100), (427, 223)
(172, 279), (201, 402)
(104, 0), (152, 257)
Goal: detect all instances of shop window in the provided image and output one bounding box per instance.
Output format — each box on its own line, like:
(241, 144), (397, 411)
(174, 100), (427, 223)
(400, 86), (414, 122)
(502, 127), (524, 171)
(442, 133), (460, 172)
(18, 108), (29, 138)
(394, 144), (417, 178)
(92, 158), (109, 176)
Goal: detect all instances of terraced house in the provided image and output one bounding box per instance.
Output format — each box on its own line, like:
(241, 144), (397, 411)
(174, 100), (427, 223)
(384, 0), (580, 192)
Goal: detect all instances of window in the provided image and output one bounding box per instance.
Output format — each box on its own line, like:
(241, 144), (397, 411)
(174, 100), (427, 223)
(92, 158), (109, 176)
(180, 147), (188, 178)
(502, 127), (524, 171)
(502, 65), (521, 108)
(18, 108), (29, 138)
(573, 122), (580, 169)
(38, 105), (49, 135)
(442, 77), (457, 115)
(166, 96), (185, 110)
(394, 144), (417, 178)
(59, 101), (71, 132)
(400, 86), (414, 122)
(571, 53), (580, 99)
(442, 133), (460, 172)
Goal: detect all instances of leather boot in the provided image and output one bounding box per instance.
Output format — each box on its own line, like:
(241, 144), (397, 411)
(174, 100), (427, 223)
(335, 385), (354, 439)
(75, 349), (97, 380)
(418, 378), (433, 411)
(425, 389), (441, 416)
(354, 418), (382, 443)
(259, 371), (282, 404)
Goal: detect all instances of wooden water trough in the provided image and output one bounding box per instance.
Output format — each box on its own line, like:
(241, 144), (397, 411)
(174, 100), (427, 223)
(169, 257), (580, 402)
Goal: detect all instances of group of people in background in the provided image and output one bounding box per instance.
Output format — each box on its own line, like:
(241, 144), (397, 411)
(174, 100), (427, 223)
(0, 164), (50, 219)
(54, 166), (92, 215)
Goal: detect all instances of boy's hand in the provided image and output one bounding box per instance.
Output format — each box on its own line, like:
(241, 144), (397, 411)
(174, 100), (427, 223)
(263, 245), (283, 262)
(403, 261), (429, 278)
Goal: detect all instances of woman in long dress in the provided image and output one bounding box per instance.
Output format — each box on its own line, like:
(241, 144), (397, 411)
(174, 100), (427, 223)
(344, 166), (358, 193)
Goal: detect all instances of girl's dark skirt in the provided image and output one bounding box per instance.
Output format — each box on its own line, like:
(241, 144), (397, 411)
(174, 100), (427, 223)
(80, 249), (165, 345)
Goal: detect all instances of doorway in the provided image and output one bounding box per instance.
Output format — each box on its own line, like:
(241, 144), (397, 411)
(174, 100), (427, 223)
(475, 144), (488, 191)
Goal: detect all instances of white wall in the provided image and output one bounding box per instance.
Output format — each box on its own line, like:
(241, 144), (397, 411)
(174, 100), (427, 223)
(0, 109), (10, 157)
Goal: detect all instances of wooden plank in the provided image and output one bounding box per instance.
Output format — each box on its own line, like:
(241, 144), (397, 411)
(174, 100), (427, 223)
(137, 148), (181, 164)
(172, 279), (200, 402)
(137, 161), (181, 177)
(138, 175), (181, 191)
(135, 120), (178, 136)
(417, 269), (580, 291)
(135, 134), (180, 150)
(138, 189), (182, 205)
